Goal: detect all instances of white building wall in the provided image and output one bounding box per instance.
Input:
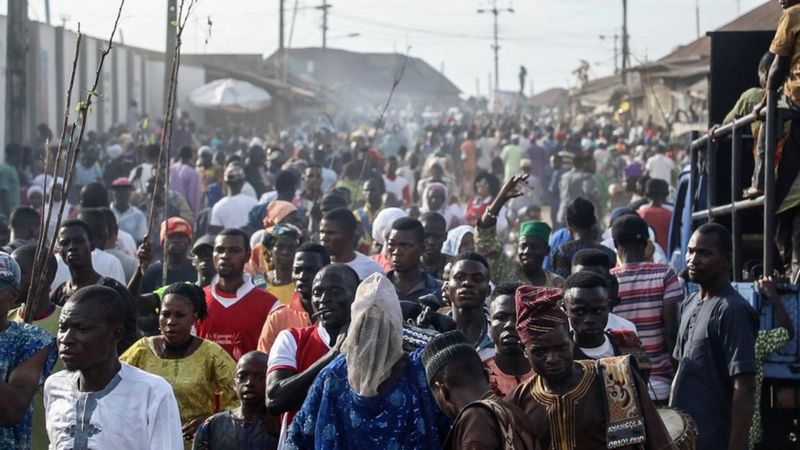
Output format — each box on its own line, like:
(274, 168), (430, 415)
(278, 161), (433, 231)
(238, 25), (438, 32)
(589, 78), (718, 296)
(176, 64), (205, 124)
(37, 23), (58, 134)
(1, 18), (223, 151)
(82, 38), (100, 133)
(145, 59), (165, 119)
(61, 30), (78, 124)
(115, 47), (129, 126)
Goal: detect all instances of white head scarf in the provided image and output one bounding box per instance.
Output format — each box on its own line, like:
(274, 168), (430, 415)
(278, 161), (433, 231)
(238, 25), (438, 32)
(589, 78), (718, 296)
(421, 182), (465, 229)
(249, 137), (265, 148)
(106, 144), (124, 161)
(441, 225), (475, 256)
(27, 185), (44, 198)
(420, 182), (448, 216)
(341, 273), (405, 397)
(371, 207), (408, 245)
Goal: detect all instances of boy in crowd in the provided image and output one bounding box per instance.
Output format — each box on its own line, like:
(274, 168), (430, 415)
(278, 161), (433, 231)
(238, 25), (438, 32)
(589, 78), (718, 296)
(193, 351), (278, 450)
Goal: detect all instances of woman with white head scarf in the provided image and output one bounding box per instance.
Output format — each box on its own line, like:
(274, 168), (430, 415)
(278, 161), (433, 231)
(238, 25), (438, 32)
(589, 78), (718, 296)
(286, 274), (449, 449)
(368, 207), (408, 272)
(420, 182), (464, 230)
(371, 207), (408, 247)
(441, 225), (475, 257)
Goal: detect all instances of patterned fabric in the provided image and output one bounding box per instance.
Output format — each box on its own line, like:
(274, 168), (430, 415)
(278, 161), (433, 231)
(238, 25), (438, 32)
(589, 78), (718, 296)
(606, 329), (652, 377)
(448, 395), (516, 450)
(748, 327), (791, 450)
(0, 321), (57, 450)
(474, 223), (520, 286)
(611, 262), (683, 400)
(519, 269), (564, 288)
(120, 337), (239, 427)
(8, 306), (63, 450)
(285, 349), (450, 450)
(596, 356), (646, 448)
(515, 286), (566, 343)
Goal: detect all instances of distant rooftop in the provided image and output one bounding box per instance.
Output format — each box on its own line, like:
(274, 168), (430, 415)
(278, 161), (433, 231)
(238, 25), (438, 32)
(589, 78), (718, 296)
(660, 1), (781, 62)
(264, 47), (461, 100)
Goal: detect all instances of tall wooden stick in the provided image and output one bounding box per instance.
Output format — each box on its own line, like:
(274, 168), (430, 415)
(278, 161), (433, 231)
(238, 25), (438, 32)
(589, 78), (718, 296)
(24, 28), (82, 323)
(352, 50), (409, 209)
(25, 1), (126, 322)
(142, 0), (197, 286)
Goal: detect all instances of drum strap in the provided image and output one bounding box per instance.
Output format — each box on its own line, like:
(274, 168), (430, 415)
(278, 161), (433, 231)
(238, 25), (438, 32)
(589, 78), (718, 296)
(448, 398), (516, 450)
(596, 355), (647, 449)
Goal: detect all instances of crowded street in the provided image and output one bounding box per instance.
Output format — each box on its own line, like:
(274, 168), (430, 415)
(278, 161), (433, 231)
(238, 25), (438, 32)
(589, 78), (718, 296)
(1, 0), (799, 449)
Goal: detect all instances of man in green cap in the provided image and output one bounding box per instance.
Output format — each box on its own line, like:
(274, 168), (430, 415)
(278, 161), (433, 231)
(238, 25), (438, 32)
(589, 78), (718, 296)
(518, 219), (563, 287)
(476, 174), (562, 287)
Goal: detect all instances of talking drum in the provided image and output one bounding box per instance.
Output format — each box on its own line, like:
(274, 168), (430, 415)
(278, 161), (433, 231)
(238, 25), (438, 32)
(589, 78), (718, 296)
(657, 407), (697, 450)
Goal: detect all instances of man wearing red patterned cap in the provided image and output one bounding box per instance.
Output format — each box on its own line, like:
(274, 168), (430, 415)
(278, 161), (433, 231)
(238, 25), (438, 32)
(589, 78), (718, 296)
(507, 285), (671, 450)
(137, 217), (197, 294)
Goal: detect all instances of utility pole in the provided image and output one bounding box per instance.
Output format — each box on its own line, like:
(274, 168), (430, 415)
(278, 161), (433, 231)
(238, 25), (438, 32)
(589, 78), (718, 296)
(478, 0), (514, 94)
(621, 0), (630, 85)
(45, 0), (51, 25)
(599, 34), (619, 74)
(695, 0), (701, 39)
(279, 0), (285, 50)
(316, 0), (331, 49)
(5, 0), (29, 147)
(165, 0), (177, 103)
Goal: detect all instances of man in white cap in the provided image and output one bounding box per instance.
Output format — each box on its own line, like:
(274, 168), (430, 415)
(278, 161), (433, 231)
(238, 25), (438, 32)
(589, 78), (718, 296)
(286, 274), (448, 449)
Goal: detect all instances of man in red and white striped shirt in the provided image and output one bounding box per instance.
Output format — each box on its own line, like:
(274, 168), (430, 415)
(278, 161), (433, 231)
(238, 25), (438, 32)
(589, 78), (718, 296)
(610, 215), (683, 404)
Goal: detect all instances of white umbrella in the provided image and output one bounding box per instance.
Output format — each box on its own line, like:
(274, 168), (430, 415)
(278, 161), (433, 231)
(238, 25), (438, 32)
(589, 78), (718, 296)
(189, 78), (272, 113)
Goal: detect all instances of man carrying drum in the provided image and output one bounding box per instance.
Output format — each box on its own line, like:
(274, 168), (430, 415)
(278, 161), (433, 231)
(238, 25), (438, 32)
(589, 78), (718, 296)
(507, 285), (672, 449)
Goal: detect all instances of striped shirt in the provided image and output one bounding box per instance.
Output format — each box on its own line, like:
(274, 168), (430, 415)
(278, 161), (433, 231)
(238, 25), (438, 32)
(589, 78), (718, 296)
(611, 262), (683, 384)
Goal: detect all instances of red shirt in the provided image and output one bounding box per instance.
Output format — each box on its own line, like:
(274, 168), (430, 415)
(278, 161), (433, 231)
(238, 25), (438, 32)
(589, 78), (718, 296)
(268, 325), (331, 374)
(196, 280), (278, 361)
(637, 205), (673, 252)
(267, 325), (332, 424)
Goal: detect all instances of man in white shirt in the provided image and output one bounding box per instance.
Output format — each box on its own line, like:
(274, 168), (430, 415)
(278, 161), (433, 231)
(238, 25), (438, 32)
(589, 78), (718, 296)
(128, 144), (159, 194)
(382, 156), (411, 206)
(562, 272), (650, 382)
(110, 177), (147, 244)
(99, 207), (139, 283)
(51, 209), (126, 289)
(209, 163), (259, 234)
(644, 147), (675, 187)
(320, 208), (383, 280)
(45, 285), (182, 450)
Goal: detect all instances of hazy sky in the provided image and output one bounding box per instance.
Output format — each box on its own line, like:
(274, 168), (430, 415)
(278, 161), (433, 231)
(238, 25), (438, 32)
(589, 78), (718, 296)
(3, 0), (768, 96)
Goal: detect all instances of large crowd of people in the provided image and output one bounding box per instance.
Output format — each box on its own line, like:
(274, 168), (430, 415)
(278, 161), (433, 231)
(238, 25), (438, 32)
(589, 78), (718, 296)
(3, 6), (800, 445)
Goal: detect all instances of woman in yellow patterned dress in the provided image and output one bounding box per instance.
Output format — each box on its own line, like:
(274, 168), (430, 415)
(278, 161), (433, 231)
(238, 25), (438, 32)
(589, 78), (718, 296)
(121, 282), (238, 447)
